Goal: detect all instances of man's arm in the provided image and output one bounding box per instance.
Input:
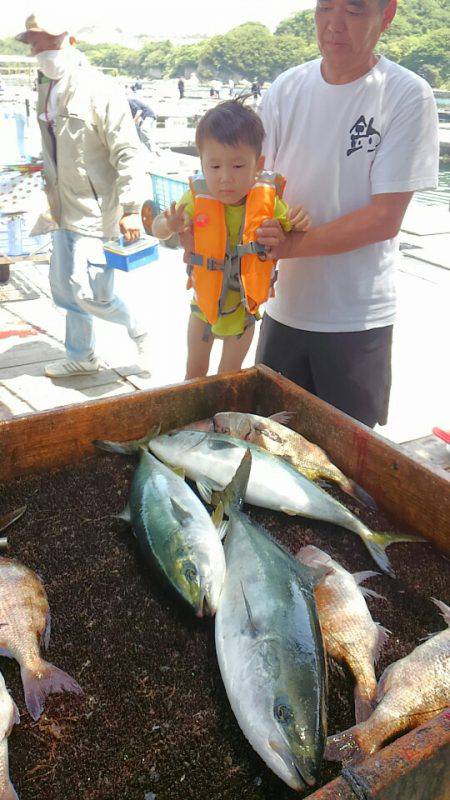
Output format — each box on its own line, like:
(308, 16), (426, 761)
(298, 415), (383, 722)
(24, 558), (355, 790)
(257, 192), (414, 260)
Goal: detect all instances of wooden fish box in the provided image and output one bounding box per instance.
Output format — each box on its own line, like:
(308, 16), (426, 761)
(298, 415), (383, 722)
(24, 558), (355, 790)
(0, 365), (449, 800)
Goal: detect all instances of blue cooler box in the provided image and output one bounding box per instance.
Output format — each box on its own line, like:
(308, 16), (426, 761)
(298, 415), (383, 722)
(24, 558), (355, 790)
(103, 235), (159, 271)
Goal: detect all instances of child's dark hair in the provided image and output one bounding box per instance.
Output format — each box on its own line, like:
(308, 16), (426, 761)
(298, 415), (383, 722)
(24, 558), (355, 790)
(195, 99), (265, 158)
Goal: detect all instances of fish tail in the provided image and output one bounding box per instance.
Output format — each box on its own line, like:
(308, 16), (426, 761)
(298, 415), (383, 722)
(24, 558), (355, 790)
(21, 661), (83, 721)
(218, 450), (252, 513)
(361, 530), (427, 577)
(92, 425), (161, 456)
(341, 477), (378, 511)
(325, 724), (370, 764)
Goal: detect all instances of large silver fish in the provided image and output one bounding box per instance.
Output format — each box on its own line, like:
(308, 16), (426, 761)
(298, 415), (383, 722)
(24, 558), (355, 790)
(216, 508), (328, 791)
(297, 546), (389, 723)
(146, 430), (424, 577)
(326, 599), (450, 763)
(0, 670), (19, 800)
(119, 448), (226, 617)
(0, 558), (82, 721)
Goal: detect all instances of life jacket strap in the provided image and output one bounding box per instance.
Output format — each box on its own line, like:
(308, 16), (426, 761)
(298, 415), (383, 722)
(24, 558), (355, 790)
(236, 241), (266, 257)
(188, 253), (226, 271)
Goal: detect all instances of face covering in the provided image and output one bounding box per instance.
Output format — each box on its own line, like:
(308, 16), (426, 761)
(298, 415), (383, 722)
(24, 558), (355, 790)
(36, 48), (70, 81)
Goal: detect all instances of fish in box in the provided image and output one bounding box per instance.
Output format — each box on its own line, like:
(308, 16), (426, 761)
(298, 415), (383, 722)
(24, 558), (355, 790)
(103, 234), (159, 271)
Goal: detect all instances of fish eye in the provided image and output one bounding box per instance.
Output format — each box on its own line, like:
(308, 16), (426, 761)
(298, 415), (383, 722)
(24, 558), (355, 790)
(274, 702), (294, 724)
(183, 563), (199, 583)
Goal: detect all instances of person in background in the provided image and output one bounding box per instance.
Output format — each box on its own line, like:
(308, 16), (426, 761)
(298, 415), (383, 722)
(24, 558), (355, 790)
(128, 96), (156, 151)
(251, 79), (261, 101)
(152, 100), (310, 379)
(255, 0), (439, 428)
(178, 78), (185, 99)
(228, 78), (235, 97)
(17, 10), (152, 377)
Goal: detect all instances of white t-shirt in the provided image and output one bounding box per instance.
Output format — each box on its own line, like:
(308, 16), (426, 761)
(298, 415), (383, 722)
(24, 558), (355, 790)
(260, 56), (439, 332)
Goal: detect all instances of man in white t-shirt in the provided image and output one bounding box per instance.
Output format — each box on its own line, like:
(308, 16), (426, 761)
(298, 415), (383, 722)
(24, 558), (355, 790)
(255, 0), (439, 427)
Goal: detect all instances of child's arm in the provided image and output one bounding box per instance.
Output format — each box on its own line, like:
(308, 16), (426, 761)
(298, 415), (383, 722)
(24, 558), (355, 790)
(152, 201), (190, 241)
(288, 205), (311, 232)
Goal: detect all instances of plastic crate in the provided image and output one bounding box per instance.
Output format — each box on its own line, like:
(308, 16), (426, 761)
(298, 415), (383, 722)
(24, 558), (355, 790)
(150, 173), (189, 213)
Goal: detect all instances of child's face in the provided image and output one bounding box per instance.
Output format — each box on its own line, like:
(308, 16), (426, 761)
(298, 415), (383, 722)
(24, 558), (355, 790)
(200, 138), (264, 206)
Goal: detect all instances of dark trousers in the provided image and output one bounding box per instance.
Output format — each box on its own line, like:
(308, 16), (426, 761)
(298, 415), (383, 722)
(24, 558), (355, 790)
(255, 314), (393, 428)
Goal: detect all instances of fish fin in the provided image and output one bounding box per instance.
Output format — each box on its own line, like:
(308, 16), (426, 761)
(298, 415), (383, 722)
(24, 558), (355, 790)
(280, 507), (298, 516)
(0, 537), (7, 550)
(116, 504), (132, 524)
(92, 425), (161, 456)
(21, 661), (83, 721)
(170, 498), (193, 524)
(5, 698), (20, 736)
(269, 411), (295, 425)
(344, 480), (378, 511)
(196, 480), (213, 505)
(353, 570), (380, 585)
(373, 624), (390, 663)
(217, 450), (252, 513)
(40, 610), (51, 650)
(354, 683), (376, 724)
(431, 598), (450, 627)
(361, 530), (427, 578)
(217, 521), (230, 541)
(241, 582), (258, 636)
(211, 501), (224, 528)
(0, 506), (27, 533)
(360, 587), (386, 601)
(325, 726), (367, 764)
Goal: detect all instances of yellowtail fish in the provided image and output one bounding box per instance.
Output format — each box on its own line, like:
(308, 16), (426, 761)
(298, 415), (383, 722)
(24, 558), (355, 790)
(0, 558), (82, 721)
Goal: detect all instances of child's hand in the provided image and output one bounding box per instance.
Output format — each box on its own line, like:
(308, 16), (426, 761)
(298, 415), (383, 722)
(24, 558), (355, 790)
(164, 202), (189, 234)
(288, 205), (311, 232)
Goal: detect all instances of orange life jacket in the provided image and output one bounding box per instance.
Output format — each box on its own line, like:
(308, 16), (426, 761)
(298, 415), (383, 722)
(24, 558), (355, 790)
(187, 171), (286, 326)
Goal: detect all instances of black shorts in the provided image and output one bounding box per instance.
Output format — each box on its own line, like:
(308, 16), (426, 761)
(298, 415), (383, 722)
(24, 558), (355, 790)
(255, 314), (393, 428)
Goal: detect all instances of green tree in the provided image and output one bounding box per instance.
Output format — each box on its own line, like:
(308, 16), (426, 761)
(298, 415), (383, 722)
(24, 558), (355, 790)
(0, 37), (29, 56)
(137, 40), (173, 77)
(274, 10), (317, 45)
(168, 42), (207, 79)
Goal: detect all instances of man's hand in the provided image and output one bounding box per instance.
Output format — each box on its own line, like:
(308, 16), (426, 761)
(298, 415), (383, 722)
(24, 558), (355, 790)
(256, 218), (288, 260)
(119, 213), (141, 242)
(289, 204), (311, 232)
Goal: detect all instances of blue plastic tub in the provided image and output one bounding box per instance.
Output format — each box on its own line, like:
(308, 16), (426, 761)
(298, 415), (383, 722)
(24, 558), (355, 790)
(103, 235), (159, 271)
(150, 173), (189, 212)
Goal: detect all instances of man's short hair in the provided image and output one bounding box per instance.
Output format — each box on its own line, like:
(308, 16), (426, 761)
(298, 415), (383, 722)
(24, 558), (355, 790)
(195, 100), (265, 157)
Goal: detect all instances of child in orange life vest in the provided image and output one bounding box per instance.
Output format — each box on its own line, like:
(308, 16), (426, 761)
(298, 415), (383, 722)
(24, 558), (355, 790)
(152, 100), (310, 379)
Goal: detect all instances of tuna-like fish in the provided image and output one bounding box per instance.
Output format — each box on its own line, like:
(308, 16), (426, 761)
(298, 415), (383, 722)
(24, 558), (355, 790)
(118, 448), (226, 617)
(145, 430), (424, 577)
(216, 507), (328, 791)
(0, 670), (19, 800)
(0, 558), (82, 721)
(210, 411), (376, 509)
(296, 546), (389, 723)
(326, 599), (450, 763)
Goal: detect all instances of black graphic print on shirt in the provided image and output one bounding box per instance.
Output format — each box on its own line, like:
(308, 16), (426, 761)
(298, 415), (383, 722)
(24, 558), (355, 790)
(347, 116), (381, 157)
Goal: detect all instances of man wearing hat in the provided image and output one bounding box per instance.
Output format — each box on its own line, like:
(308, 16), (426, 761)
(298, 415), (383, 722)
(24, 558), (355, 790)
(17, 11), (151, 377)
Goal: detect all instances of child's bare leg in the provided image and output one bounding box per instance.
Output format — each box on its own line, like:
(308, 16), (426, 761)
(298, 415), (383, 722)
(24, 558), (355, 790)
(218, 325), (255, 374)
(185, 313), (214, 379)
